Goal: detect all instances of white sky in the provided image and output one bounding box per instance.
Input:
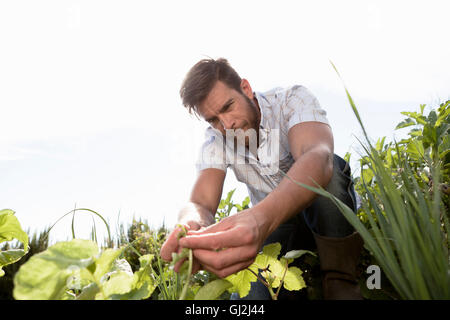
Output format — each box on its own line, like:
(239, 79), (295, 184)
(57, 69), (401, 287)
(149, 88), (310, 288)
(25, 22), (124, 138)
(1, 0), (449, 243)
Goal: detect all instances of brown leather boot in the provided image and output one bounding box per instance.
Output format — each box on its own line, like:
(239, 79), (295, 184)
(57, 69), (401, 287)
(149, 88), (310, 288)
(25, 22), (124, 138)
(313, 231), (364, 300)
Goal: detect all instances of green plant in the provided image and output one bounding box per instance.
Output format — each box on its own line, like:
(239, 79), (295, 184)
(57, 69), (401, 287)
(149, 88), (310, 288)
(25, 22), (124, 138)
(43, 207), (112, 245)
(171, 225), (312, 300)
(0, 209), (29, 278)
(215, 189), (250, 222)
(354, 100), (450, 227)
(13, 239), (157, 300)
(8, 195), (313, 300)
(225, 243), (313, 300)
(0, 227), (50, 300)
(281, 62), (450, 299)
(169, 224), (194, 300)
(168, 189), (311, 300)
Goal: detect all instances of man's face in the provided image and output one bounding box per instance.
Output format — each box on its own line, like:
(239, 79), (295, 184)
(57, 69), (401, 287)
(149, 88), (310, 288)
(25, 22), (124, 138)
(196, 80), (260, 147)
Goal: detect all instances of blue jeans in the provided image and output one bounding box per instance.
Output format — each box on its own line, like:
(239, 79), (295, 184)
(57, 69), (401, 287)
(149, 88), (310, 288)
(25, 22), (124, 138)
(230, 154), (358, 300)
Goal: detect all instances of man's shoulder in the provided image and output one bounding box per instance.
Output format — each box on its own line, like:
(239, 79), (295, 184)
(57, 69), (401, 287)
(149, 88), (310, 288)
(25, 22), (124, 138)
(256, 84), (309, 103)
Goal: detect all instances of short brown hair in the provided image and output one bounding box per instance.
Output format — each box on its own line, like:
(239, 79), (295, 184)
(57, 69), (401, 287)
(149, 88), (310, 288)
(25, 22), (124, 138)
(179, 58), (242, 116)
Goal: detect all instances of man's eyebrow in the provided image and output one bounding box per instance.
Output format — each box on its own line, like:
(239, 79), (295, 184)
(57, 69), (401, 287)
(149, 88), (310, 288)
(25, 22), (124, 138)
(204, 98), (234, 122)
(219, 98), (234, 113)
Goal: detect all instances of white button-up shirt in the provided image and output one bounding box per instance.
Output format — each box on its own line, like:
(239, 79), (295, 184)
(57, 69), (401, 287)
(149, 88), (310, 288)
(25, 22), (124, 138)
(195, 85), (330, 206)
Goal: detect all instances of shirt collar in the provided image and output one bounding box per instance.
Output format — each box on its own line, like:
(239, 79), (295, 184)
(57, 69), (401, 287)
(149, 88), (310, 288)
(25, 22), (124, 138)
(254, 91), (266, 130)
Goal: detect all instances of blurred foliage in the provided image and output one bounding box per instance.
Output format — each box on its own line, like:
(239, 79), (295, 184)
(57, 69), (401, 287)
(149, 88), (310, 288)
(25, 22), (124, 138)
(335, 98), (449, 299)
(354, 100), (449, 227)
(215, 189), (250, 222)
(0, 227), (50, 299)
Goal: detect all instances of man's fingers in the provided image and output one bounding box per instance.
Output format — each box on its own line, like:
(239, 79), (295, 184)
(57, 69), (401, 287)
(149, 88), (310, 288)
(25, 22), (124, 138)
(180, 226), (256, 251)
(202, 258), (255, 279)
(191, 260), (202, 274)
(173, 252), (202, 275)
(173, 257), (187, 273)
(160, 226), (184, 261)
(187, 216), (234, 236)
(192, 246), (257, 271)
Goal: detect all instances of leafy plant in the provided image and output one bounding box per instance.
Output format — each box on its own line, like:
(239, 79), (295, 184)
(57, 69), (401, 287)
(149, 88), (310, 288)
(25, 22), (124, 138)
(0, 227), (50, 300)
(224, 243), (313, 300)
(215, 189), (250, 222)
(13, 239), (157, 300)
(171, 240), (313, 300)
(169, 225), (194, 300)
(0, 209), (29, 277)
(354, 100), (449, 227)
(280, 62), (450, 299)
(167, 189), (311, 300)
(42, 207), (112, 245)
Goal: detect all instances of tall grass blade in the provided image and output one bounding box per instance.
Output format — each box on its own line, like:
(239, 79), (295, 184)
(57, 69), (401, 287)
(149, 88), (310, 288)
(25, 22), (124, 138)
(43, 208), (112, 245)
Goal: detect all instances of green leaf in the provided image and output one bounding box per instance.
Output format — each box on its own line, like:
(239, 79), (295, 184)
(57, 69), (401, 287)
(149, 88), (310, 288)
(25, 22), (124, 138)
(283, 249), (316, 260)
(395, 118), (416, 130)
(344, 152), (351, 163)
(283, 266), (306, 291)
(13, 239), (99, 300)
(406, 140), (425, 160)
(45, 208), (112, 245)
(408, 128), (423, 137)
(253, 243), (285, 288)
(101, 271), (134, 298)
(171, 247), (190, 273)
(375, 137), (386, 152)
(194, 279), (232, 300)
(259, 242), (281, 260)
(435, 108), (449, 127)
(330, 61), (371, 145)
(0, 209), (29, 252)
(419, 104), (426, 115)
(123, 254), (157, 300)
(96, 255), (140, 299)
(254, 243), (282, 271)
(0, 249), (28, 276)
(361, 167), (374, 185)
(93, 248), (125, 283)
(400, 111), (427, 125)
(225, 265), (258, 298)
(225, 189), (236, 203)
(75, 282), (100, 300)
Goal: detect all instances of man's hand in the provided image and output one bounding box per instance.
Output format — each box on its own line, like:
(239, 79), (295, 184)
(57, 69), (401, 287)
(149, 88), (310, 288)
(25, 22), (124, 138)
(160, 222), (204, 274)
(178, 208), (269, 278)
(160, 202), (216, 274)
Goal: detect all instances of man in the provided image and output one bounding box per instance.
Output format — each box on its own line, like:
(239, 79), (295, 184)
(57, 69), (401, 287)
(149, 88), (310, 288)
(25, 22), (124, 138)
(160, 58), (364, 300)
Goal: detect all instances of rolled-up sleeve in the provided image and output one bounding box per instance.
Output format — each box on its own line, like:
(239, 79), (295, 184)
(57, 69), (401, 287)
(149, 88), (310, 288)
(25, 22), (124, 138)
(285, 85), (330, 131)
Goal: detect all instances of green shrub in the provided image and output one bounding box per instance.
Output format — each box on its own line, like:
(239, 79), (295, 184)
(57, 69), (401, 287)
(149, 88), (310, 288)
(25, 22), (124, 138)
(286, 64), (449, 299)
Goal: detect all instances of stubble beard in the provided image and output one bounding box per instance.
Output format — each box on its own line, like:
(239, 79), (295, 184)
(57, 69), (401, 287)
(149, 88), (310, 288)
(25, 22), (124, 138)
(241, 93), (261, 148)
(222, 93), (261, 152)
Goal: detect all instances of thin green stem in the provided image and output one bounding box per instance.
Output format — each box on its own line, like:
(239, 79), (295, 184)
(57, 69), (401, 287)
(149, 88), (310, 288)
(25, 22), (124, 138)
(268, 286), (277, 300)
(275, 259), (289, 299)
(246, 267), (280, 300)
(246, 267), (269, 288)
(179, 248), (193, 300)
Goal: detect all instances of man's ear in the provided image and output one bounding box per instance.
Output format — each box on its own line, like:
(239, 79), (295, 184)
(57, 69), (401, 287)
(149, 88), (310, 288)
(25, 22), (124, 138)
(240, 79), (253, 99)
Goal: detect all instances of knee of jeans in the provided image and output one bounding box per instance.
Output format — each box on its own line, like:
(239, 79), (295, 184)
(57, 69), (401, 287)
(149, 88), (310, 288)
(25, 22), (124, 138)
(263, 223), (297, 247)
(326, 155), (356, 211)
(230, 281), (272, 300)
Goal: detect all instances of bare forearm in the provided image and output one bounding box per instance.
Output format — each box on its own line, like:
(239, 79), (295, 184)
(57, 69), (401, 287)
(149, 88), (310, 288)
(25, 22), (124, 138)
(177, 201), (216, 228)
(253, 146), (334, 236)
